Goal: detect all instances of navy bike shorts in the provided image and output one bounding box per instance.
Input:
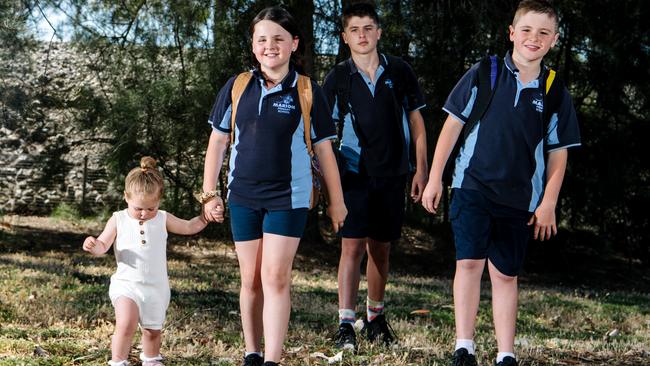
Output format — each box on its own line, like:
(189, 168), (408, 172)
(450, 188), (532, 276)
(229, 202), (308, 242)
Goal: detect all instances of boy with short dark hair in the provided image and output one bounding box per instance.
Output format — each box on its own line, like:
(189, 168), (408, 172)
(322, 2), (428, 350)
(422, 1), (580, 365)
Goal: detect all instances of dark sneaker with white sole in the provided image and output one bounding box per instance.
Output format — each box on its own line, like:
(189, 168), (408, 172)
(451, 348), (478, 366)
(333, 322), (357, 350)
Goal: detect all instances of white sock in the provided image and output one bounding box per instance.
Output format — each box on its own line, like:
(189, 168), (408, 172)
(497, 352), (515, 363)
(455, 339), (475, 354)
(245, 352), (263, 358)
(107, 361), (129, 366)
(338, 308), (356, 325)
(139, 352), (163, 362)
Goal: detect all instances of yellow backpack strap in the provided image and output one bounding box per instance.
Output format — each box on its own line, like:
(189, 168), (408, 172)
(545, 69), (556, 94)
(230, 72), (253, 144)
(297, 74), (313, 157)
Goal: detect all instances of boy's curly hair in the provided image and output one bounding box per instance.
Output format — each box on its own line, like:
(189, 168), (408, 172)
(513, 0), (559, 32)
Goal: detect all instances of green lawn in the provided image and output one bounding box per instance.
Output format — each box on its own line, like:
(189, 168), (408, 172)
(0, 215), (648, 365)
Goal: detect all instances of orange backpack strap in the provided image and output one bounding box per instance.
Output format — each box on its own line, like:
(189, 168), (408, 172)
(230, 72), (253, 145)
(297, 75), (313, 156)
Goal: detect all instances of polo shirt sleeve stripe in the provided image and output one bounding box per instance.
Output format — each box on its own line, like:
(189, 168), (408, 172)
(309, 82), (337, 145)
(544, 87), (581, 152)
(208, 76), (237, 133)
(443, 63), (480, 124)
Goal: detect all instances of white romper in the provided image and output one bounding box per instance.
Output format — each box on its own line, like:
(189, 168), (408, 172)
(109, 209), (170, 329)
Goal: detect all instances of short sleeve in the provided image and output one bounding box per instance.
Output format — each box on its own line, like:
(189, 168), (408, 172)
(545, 87), (581, 152)
(321, 69), (339, 121)
(401, 61), (426, 112)
(208, 76), (237, 134)
(443, 62), (480, 124)
(310, 81), (337, 145)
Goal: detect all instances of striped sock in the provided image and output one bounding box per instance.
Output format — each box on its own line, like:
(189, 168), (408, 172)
(366, 297), (384, 322)
(338, 308), (356, 325)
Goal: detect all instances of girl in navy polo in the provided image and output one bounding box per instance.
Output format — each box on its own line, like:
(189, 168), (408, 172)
(201, 7), (346, 366)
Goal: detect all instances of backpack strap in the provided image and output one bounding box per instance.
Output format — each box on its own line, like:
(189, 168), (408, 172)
(230, 72), (253, 145)
(297, 74), (314, 157)
(542, 68), (563, 129)
(463, 55), (500, 140)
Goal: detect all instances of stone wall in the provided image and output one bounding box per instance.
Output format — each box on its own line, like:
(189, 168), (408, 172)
(0, 42), (121, 214)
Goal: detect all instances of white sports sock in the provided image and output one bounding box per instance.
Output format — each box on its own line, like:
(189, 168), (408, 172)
(338, 308), (356, 324)
(455, 339), (475, 354)
(245, 352), (263, 358)
(497, 352), (515, 363)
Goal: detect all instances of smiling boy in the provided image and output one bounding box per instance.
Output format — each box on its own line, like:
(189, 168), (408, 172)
(421, 1), (581, 365)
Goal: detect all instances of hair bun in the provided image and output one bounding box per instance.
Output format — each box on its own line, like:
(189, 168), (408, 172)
(140, 156), (157, 170)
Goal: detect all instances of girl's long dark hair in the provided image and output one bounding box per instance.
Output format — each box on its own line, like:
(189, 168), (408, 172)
(249, 6), (305, 75)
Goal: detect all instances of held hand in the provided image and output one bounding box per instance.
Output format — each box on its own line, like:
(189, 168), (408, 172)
(203, 196), (225, 223)
(82, 236), (97, 252)
(410, 170), (428, 203)
(327, 201), (348, 234)
(528, 202), (557, 241)
(421, 180), (443, 214)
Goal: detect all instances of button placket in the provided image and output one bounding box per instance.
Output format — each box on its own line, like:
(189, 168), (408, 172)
(139, 220), (146, 245)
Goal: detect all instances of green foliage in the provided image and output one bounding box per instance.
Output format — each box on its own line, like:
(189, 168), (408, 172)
(50, 202), (81, 221)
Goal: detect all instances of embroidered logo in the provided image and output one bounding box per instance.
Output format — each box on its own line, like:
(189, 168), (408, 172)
(385, 79), (394, 89)
(273, 95), (296, 114)
(532, 98), (544, 113)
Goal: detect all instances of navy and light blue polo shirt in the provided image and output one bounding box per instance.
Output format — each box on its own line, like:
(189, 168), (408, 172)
(208, 68), (336, 210)
(444, 51), (581, 212)
(322, 54), (426, 177)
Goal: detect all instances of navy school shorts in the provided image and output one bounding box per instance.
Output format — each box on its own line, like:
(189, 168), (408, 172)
(450, 188), (532, 276)
(229, 202), (309, 242)
(340, 173), (407, 243)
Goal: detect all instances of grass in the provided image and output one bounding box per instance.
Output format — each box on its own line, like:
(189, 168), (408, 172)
(0, 214), (649, 365)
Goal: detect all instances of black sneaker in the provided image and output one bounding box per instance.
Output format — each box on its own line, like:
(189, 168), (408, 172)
(363, 314), (397, 345)
(262, 362), (279, 366)
(333, 322), (357, 350)
(496, 356), (518, 366)
(242, 354), (263, 366)
(451, 348), (478, 366)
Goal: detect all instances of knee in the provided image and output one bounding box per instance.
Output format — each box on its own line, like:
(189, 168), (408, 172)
(114, 320), (137, 338)
(341, 242), (366, 260)
(490, 269), (517, 284)
(141, 328), (161, 341)
(240, 274), (263, 294)
(456, 259), (485, 273)
(262, 267), (291, 292)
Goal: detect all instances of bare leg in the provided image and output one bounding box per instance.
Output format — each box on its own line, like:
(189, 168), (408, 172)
(488, 260), (517, 353)
(235, 239), (264, 353)
(141, 328), (162, 358)
(366, 239), (391, 302)
(453, 259), (486, 340)
(337, 238), (367, 310)
(260, 233), (300, 363)
(111, 297), (139, 361)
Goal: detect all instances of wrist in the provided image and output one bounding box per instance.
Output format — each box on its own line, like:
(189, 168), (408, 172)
(195, 190), (221, 204)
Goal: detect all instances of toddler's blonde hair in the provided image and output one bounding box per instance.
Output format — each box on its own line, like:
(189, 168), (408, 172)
(124, 156), (164, 199)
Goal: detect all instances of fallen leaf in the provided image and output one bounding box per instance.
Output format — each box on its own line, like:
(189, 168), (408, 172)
(310, 351), (343, 364)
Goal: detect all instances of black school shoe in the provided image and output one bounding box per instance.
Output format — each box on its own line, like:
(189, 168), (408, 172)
(333, 322), (357, 350)
(496, 356), (518, 366)
(451, 348), (478, 366)
(242, 354), (263, 366)
(363, 314), (397, 346)
(262, 362), (279, 366)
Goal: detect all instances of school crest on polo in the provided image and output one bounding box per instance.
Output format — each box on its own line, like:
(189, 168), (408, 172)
(532, 97), (543, 113)
(273, 95), (296, 114)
